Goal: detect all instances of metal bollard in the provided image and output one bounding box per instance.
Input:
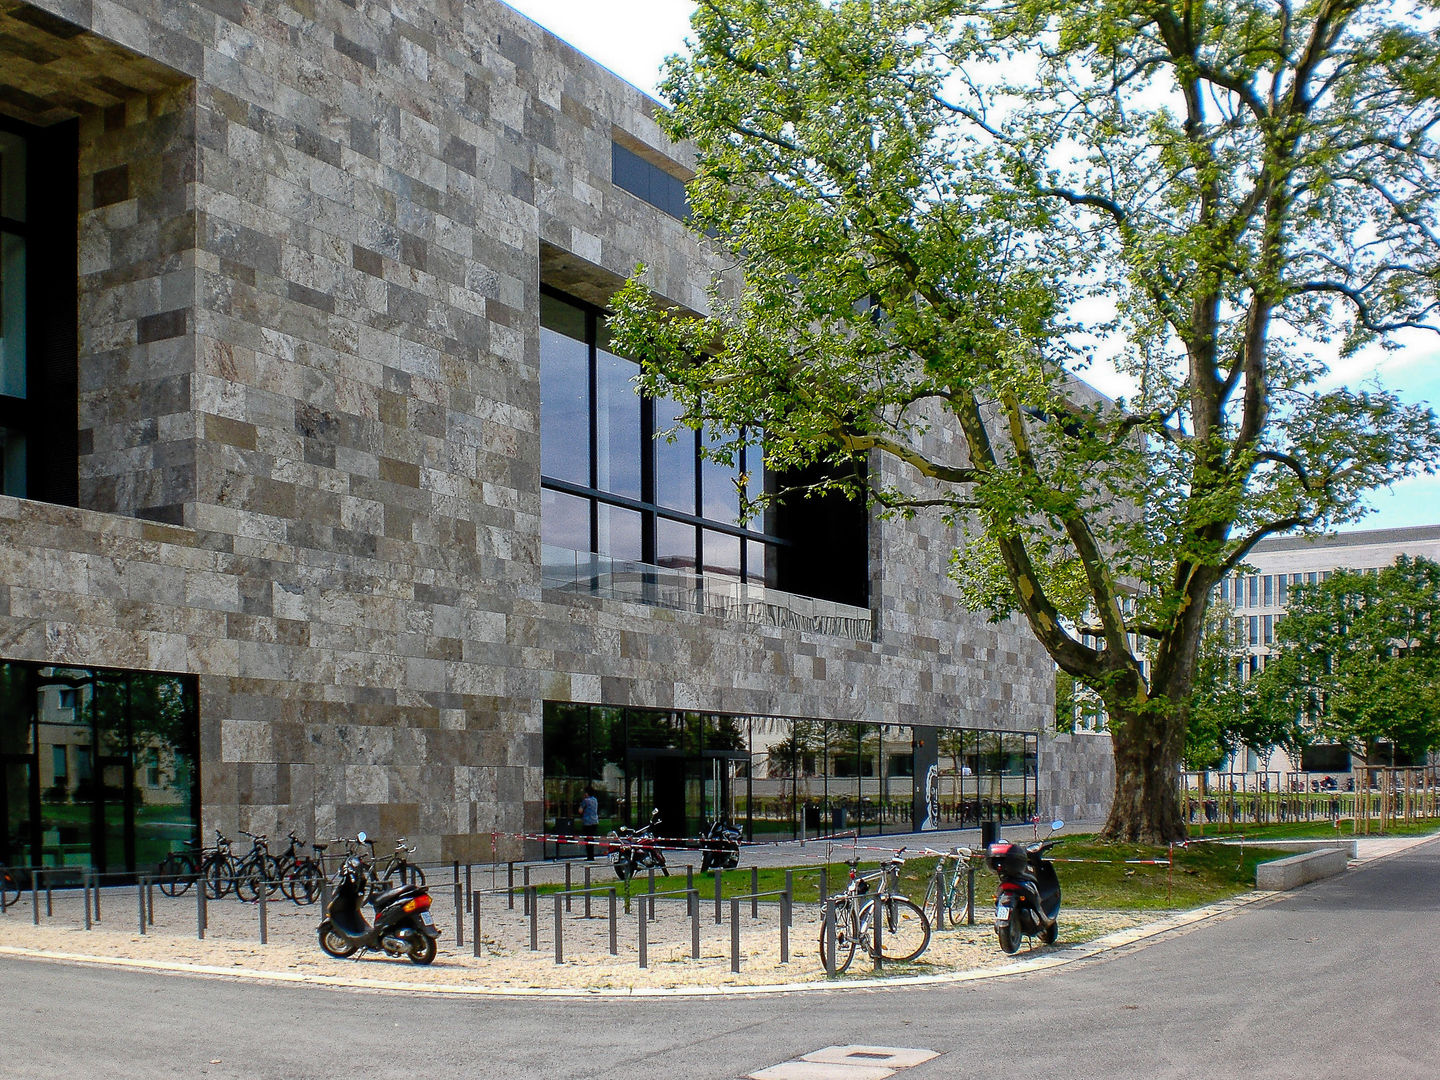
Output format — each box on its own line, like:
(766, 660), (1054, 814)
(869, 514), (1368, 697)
(554, 894), (564, 964)
(689, 889), (700, 959)
(730, 897), (741, 973)
(138, 877), (146, 935)
(528, 886), (539, 950)
(608, 888), (618, 955)
(472, 891), (483, 958)
(824, 899), (837, 977)
(31, 873), (39, 926)
(455, 881), (464, 947)
(648, 869), (657, 922)
(508, 862), (515, 909)
(196, 878), (205, 940)
(934, 865), (946, 931)
(714, 869), (723, 925)
(637, 902), (647, 969)
(83, 870), (92, 931)
(784, 870), (794, 926)
(523, 865), (531, 915)
(321, 876), (331, 915)
(780, 892), (790, 963)
(873, 898), (883, 973)
(686, 865), (694, 910)
(93, 875), (101, 923)
(751, 867), (759, 918)
(820, 866), (828, 906)
(146, 877), (154, 926)
(465, 863), (473, 912)
(584, 866), (592, 918)
(46, 870), (54, 917)
(565, 862), (572, 913)
(967, 866), (976, 926)
(259, 885), (268, 944)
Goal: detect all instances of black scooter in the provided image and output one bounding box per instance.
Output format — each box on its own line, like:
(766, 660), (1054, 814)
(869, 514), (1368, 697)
(318, 832), (440, 965)
(985, 819), (1064, 954)
(698, 817), (741, 872)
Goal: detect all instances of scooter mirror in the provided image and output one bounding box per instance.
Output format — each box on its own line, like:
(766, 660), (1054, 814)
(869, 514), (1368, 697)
(1050, 820), (1065, 831)
(356, 830), (367, 844)
(650, 808), (662, 821)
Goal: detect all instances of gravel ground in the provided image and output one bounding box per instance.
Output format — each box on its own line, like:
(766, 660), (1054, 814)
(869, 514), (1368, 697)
(0, 873), (1150, 992)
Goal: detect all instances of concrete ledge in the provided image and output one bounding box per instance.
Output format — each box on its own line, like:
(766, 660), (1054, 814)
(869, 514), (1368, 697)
(1239, 839), (1359, 858)
(1255, 848), (1350, 890)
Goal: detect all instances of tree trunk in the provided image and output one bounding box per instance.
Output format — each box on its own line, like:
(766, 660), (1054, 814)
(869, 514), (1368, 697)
(1101, 702), (1189, 844)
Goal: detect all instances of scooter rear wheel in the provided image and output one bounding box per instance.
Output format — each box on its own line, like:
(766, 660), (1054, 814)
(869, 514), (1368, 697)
(996, 906), (1023, 955)
(318, 918), (360, 958)
(408, 934), (438, 965)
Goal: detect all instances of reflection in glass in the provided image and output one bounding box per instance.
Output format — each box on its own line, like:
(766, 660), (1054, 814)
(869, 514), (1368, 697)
(656, 518), (697, 572)
(541, 488), (590, 551)
(539, 311), (590, 486)
(1, 232), (27, 400)
(702, 529), (741, 580)
(701, 426), (740, 523)
(596, 350), (641, 499)
(655, 395), (696, 512)
(597, 502), (643, 561)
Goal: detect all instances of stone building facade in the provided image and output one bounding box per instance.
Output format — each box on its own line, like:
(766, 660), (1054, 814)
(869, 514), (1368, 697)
(0, 0), (1107, 870)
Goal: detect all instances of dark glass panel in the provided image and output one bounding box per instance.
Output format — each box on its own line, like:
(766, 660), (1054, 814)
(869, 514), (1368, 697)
(702, 529), (741, 580)
(596, 502), (642, 561)
(654, 394), (696, 513)
(595, 349), (641, 499)
(657, 517), (697, 573)
(541, 488), (590, 551)
(0, 231), (26, 399)
(701, 426), (740, 523)
(539, 315), (590, 486)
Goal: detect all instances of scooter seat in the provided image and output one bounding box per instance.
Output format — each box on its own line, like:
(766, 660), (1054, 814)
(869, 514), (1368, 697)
(370, 883), (422, 909)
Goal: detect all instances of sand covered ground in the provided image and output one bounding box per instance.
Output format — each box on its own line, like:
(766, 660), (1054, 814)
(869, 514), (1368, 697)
(0, 874), (1152, 993)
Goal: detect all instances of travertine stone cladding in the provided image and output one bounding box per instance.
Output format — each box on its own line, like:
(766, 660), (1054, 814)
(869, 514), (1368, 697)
(0, 0), (1072, 860)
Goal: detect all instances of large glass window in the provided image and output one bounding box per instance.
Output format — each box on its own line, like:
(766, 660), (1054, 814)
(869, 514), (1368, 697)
(539, 287), (775, 586)
(1, 660), (198, 877)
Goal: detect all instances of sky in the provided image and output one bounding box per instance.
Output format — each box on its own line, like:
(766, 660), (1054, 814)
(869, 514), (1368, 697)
(500, 0), (1440, 535)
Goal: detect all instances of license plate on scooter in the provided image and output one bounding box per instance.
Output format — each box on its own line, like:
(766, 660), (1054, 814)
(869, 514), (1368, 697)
(420, 911), (436, 928)
(994, 901), (1011, 926)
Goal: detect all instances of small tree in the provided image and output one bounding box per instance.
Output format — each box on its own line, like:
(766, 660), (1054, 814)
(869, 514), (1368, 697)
(612, 0), (1440, 842)
(1252, 556), (1440, 763)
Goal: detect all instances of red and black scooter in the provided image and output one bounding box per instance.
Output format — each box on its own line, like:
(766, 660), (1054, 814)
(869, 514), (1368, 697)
(985, 819), (1065, 954)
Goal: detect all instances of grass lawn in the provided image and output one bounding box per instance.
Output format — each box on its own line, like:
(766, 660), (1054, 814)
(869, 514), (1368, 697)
(545, 819), (1439, 913)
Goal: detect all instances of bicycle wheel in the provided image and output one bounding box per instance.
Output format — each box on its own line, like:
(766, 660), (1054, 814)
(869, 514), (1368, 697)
(945, 878), (971, 925)
(156, 853), (194, 898)
(234, 863), (265, 903)
(818, 909), (858, 974)
(203, 856), (233, 899)
(284, 860), (325, 905)
(859, 897), (931, 963)
(383, 862), (426, 890)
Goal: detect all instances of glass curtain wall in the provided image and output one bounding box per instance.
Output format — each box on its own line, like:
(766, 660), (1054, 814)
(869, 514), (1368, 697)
(0, 660), (199, 878)
(542, 703), (1039, 849)
(539, 288), (775, 586)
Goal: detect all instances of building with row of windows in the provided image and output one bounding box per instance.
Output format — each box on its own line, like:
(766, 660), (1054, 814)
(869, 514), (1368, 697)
(0, 0), (1114, 875)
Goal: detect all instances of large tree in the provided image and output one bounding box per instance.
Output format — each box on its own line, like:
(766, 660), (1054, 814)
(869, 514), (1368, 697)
(1252, 556), (1440, 763)
(609, 0), (1440, 841)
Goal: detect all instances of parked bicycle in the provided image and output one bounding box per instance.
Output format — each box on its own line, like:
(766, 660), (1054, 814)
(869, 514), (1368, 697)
(818, 853), (931, 973)
(276, 831), (327, 905)
(156, 831), (238, 899)
(922, 846), (974, 927)
(234, 830), (283, 903)
(355, 836), (426, 900)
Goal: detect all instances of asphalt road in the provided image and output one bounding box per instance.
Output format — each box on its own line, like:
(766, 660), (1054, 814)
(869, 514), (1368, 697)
(4, 837), (1438, 1080)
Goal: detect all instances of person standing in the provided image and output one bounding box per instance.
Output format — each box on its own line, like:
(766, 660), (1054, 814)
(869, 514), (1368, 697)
(578, 786), (600, 861)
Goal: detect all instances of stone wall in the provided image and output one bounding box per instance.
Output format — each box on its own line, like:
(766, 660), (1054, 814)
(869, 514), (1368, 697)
(0, 0), (1063, 861)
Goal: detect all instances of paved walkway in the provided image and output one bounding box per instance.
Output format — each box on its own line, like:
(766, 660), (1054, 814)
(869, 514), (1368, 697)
(1, 826), (1431, 997)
